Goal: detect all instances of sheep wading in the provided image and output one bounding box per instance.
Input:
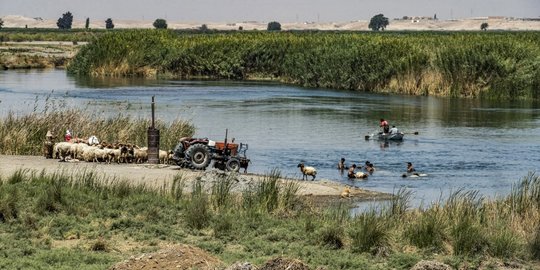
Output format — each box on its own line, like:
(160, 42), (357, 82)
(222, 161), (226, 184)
(297, 163), (317, 181)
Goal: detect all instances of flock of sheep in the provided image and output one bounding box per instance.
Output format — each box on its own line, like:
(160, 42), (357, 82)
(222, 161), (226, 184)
(52, 139), (173, 164)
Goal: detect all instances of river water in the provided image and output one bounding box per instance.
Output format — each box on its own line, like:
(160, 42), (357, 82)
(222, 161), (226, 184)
(1, 69), (539, 206)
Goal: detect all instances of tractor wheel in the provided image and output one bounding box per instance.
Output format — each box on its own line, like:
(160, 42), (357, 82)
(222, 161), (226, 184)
(186, 143), (211, 170)
(226, 158), (241, 172)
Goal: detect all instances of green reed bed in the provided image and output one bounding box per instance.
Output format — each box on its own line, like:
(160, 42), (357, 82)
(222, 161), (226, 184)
(0, 28), (104, 42)
(0, 103), (195, 155)
(68, 30), (540, 100)
(1, 169), (539, 269)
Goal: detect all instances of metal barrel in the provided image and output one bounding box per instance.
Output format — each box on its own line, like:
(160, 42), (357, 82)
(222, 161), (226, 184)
(147, 127), (160, 164)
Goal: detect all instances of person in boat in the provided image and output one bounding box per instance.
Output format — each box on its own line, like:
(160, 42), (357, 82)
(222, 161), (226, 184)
(389, 125), (399, 134)
(348, 164), (357, 178)
(380, 118), (390, 134)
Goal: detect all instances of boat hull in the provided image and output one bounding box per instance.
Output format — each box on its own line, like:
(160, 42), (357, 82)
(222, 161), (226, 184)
(377, 132), (404, 141)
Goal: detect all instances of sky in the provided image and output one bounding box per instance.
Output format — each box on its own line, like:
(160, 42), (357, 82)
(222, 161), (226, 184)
(1, 0), (539, 22)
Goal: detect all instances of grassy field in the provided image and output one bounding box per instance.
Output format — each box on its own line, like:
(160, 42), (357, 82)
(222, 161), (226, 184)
(66, 30), (540, 100)
(0, 168), (539, 269)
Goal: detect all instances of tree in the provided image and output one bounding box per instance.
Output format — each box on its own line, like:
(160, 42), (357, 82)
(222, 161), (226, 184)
(153, 18), (167, 29)
(199, 24), (208, 32)
(0, 18), (4, 29)
(105, 18), (114, 29)
(57, 11), (73, 29)
(368, 14), (389, 31)
(481, 22), (489, 31)
(267, 21), (281, 31)
(85, 18), (89, 29)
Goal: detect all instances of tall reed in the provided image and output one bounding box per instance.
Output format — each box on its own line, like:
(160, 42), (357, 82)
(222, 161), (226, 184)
(69, 30), (540, 100)
(0, 102), (195, 155)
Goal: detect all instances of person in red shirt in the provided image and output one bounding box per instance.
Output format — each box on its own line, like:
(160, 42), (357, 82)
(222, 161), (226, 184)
(380, 119), (390, 134)
(64, 130), (72, 142)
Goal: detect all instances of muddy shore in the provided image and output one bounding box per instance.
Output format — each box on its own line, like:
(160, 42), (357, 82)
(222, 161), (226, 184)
(0, 155), (391, 204)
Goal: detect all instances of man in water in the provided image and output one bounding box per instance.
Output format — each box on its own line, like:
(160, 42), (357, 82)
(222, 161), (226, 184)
(365, 161), (375, 174)
(403, 162), (420, 177)
(380, 118), (390, 134)
(407, 162), (415, 173)
(338, 158), (347, 170)
(348, 164), (357, 178)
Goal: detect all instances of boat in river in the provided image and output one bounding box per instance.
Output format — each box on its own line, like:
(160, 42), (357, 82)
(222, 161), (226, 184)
(365, 132), (405, 141)
(377, 132), (404, 141)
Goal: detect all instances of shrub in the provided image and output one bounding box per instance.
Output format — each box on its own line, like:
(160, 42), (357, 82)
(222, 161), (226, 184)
(451, 216), (487, 256)
(488, 227), (520, 258)
(90, 237), (109, 251)
(212, 212), (234, 239)
(405, 208), (446, 251)
(529, 225), (540, 260)
(184, 179), (211, 230)
(349, 210), (390, 254)
(0, 186), (19, 222)
(318, 224), (344, 249)
(211, 173), (236, 211)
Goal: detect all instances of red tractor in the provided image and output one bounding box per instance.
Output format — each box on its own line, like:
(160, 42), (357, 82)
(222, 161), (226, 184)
(171, 130), (249, 172)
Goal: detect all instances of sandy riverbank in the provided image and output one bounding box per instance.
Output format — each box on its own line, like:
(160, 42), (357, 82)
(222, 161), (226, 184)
(0, 155), (391, 203)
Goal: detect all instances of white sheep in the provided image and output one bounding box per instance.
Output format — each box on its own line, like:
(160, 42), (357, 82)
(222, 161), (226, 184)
(354, 171), (368, 179)
(53, 142), (72, 161)
(297, 163), (317, 181)
(81, 145), (98, 162)
(133, 147), (148, 163)
(159, 150), (168, 164)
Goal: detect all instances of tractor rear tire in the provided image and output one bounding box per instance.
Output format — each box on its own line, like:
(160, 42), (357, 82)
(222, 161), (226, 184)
(186, 143), (211, 170)
(226, 158), (241, 172)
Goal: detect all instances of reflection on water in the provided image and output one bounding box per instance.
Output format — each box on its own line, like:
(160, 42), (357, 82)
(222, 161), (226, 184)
(1, 69), (539, 206)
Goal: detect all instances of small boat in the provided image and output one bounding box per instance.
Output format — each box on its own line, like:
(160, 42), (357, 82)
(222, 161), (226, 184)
(376, 132), (404, 141)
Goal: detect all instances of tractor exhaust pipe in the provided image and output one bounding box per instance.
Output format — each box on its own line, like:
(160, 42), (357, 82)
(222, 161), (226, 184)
(147, 96), (160, 164)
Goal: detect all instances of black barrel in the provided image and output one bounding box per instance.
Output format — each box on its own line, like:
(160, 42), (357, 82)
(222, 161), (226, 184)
(147, 127), (160, 164)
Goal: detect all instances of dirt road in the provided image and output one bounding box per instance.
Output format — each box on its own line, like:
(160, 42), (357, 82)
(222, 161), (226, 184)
(0, 155), (390, 202)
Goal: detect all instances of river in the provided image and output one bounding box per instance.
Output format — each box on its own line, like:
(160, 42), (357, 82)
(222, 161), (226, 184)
(1, 69), (539, 206)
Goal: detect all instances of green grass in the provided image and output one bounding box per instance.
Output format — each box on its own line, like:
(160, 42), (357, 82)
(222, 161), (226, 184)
(0, 169), (539, 269)
(67, 30), (540, 100)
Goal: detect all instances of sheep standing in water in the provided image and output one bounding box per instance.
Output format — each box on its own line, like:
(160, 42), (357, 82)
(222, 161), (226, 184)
(297, 163), (317, 181)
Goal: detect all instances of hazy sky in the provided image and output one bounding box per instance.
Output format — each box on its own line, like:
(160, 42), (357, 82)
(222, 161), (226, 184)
(1, 0), (539, 22)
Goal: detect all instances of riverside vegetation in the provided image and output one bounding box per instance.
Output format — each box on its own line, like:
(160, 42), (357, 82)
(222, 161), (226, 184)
(67, 30), (540, 100)
(0, 168), (539, 269)
(0, 100), (195, 155)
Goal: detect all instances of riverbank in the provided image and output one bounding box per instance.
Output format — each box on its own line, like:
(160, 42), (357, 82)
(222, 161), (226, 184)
(0, 41), (80, 69)
(0, 154), (390, 202)
(1, 157), (539, 269)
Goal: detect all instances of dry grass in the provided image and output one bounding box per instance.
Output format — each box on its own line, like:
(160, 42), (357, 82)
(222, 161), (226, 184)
(0, 100), (195, 155)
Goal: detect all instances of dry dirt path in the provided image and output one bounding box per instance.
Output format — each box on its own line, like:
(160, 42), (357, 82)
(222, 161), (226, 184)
(0, 155), (390, 202)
